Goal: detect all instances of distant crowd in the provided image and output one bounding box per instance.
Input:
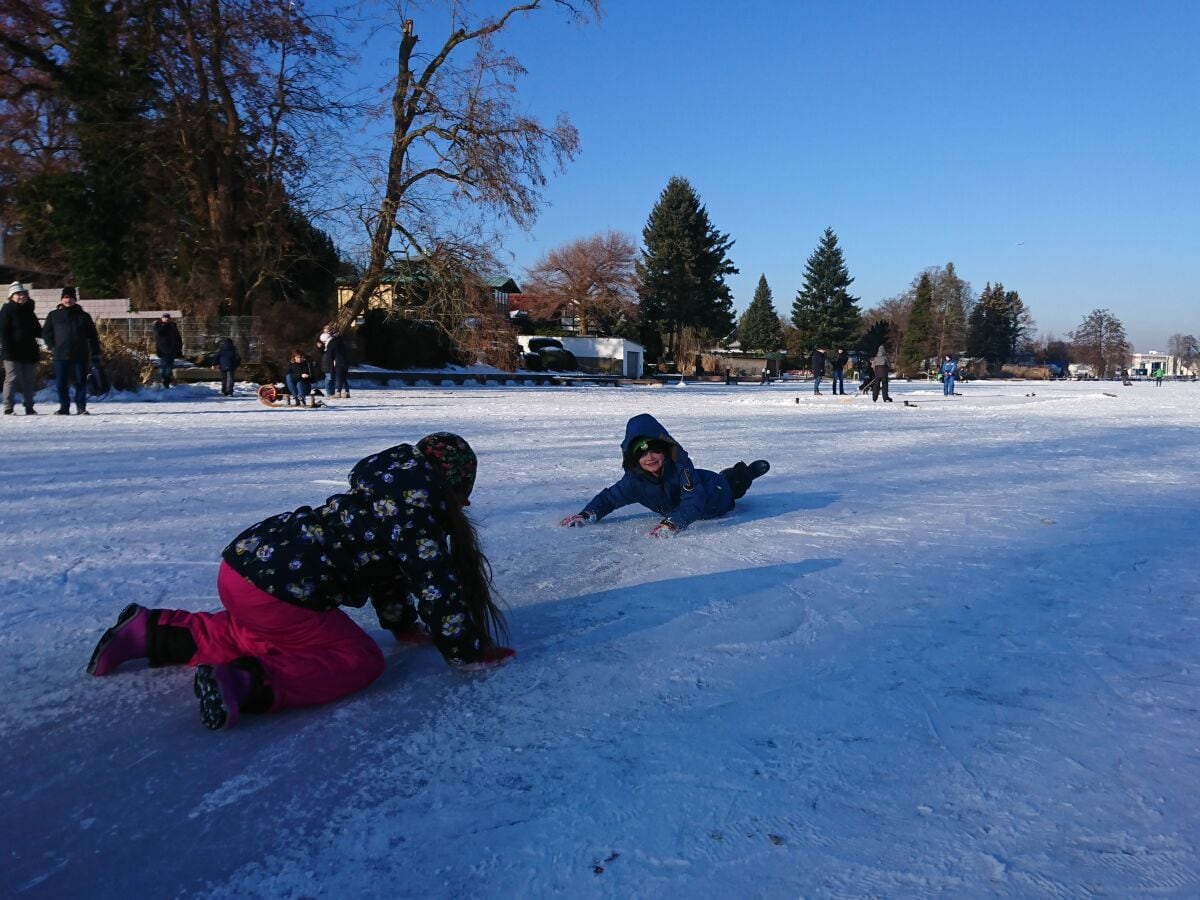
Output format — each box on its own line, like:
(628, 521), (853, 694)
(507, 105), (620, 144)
(1, 280), (356, 414)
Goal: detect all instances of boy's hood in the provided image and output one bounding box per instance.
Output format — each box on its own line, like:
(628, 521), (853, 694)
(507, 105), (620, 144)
(620, 413), (681, 469)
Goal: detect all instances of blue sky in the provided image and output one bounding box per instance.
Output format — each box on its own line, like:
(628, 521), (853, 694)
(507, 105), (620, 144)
(336, 0), (1198, 351)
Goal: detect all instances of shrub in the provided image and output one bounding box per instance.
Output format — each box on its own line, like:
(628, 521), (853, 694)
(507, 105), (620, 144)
(251, 300), (330, 380)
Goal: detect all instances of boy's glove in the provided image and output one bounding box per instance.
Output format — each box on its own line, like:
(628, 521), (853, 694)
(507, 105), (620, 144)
(560, 511), (595, 527)
(391, 625), (433, 646)
(649, 520), (679, 538)
(457, 646), (516, 672)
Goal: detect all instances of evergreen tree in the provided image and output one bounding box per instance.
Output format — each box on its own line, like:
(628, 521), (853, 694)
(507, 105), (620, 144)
(637, 177), (737, 359)
(859, 319), (893, 356)
(898, 272), (934, 376)
(930, 262), (972, 359)
(737, 275), (783, 352)
(791, 227), (861, 348)
(967, 282), (1035, 371)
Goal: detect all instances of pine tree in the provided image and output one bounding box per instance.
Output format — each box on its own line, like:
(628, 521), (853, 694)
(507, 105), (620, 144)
(967, 282), (1035, 371)
(898, 272), (934, 376)
(791, 227), (861, 349)
(930, 262), (972, 359)
(737, 275), (783, 352)
(637, 177), (737, 359)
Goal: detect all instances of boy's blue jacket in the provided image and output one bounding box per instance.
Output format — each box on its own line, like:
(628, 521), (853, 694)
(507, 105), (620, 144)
(581, 413), (733, 530)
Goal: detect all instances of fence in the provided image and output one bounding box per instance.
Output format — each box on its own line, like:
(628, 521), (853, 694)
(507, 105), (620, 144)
(99, 316), (263, 363)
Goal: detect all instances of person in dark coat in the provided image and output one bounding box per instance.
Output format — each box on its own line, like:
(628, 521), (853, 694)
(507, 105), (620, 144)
(153, 312), (184, 388)
(285, 349), (317, 406)
(830, 347), (849, 396)
(560, 413), (770, 537)
(1, 282), (42, 415)
(41, 287), (100, 415)
(810, 347), (827, 395)
(320, 326), (351, 398)
(862, 345), (892, 402)
(87, 434), (514, 730)
(215, 338), (241, 396)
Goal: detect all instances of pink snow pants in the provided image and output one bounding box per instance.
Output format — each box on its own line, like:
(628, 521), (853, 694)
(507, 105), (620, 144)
(157, 562), (385, 712)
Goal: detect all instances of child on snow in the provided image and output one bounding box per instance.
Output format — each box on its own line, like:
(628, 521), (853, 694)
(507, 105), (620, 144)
(88, 433), (514, 731)
(560, 413), (770, 538)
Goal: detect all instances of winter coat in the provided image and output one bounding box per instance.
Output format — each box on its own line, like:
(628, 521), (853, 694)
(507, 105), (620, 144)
(154, 320), (183, 358)
(0, 298), (42, 363)
(940, 359), (958, 377)
(581, 413), (734, 531)
(810, 350), (827, 376)
(41, 303), (100, 362)
(872, 346), (890, 369)
(287, 358), (316, 382)
(216, 339), (241, 372)
(321, 333), (348, 375)
(832, 350), (849, 371)
(221, 443), (491, 665)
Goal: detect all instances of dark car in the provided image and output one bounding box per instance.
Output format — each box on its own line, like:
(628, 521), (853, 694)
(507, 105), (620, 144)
(522, 337), (578, 372)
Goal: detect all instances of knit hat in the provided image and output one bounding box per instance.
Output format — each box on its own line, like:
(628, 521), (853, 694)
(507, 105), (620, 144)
(7, 282), (28, 299)
(61, 286), (77, 300)
(417, 432), (477, 501)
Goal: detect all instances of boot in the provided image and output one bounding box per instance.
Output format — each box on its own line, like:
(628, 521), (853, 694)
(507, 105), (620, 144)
(720, 462), (753, 500)
(300, 395), (308, 407)
(747, 459), (770, 480)
(194, 664), (252, 731)
(88, 604), (150, 676)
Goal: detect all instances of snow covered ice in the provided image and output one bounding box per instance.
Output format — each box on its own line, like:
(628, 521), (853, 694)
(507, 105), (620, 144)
(2, 378), (1198, 898)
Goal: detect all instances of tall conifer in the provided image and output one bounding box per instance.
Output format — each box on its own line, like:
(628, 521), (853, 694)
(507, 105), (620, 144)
(898, 272), (934, 376)
(637, 177), (737, 359)
(791, 227), (861, 348)
(737, 275), (783, 352)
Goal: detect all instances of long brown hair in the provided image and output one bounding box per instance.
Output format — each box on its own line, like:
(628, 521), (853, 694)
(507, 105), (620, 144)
(440, 499), (508, 645)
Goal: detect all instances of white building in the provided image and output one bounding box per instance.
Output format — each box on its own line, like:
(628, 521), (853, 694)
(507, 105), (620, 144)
(1129, 351), (1195, 377)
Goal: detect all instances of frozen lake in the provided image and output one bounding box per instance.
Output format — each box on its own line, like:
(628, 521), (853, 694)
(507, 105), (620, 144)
(2, 377), (1198, 897)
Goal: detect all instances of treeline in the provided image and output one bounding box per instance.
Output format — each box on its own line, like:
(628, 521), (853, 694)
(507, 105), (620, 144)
(612, 178), (1167, 379)
(0, 1), (355, 318)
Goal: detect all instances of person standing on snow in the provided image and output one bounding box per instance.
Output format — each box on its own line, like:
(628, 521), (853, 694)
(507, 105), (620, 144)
(830, 347), (849, 395)
(940, 355), (959, 396)
(321, 325), (351, 398)
(87, 434), (515, 731)
(41, 286), (100, 415)
(153, 312), (184, 388)
(810, 347), (828, 395)
(215, 338), (240, 396)
(560, 413), (770, 537)
(1, 282), (42, 415)
(861, 345), (893, 403)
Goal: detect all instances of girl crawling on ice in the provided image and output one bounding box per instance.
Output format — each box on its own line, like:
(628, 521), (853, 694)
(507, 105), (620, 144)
(88, 433), (513, 730)
(560, 413), (770, 538)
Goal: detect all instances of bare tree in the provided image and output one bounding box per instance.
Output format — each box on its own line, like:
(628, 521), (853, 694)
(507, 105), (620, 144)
(1069, 308), (1130, 377)
(335, 0), (601, 335)
(523, 230), (637, 335)
(152, 0), (344, 315)
(1167, 333), (1199, 361)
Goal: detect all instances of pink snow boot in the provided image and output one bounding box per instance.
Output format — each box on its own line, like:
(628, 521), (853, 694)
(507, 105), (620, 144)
(87, 604), (151, 676)
(193, 664), (252, 731)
